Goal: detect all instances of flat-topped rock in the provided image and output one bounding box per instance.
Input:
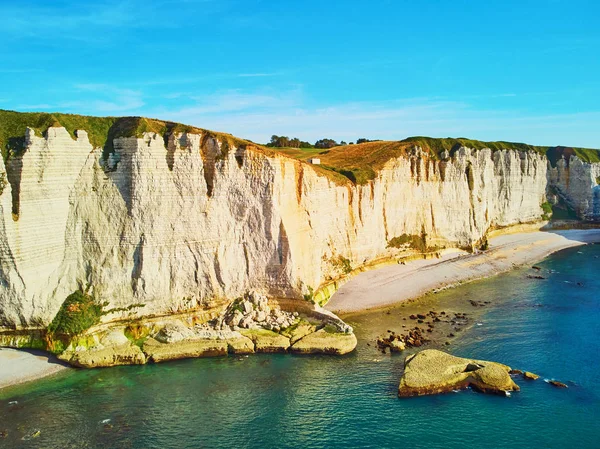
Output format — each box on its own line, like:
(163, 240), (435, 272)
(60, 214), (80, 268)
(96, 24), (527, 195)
(64, 343), (146, 368)
(226, 335), (255, 354)
(398, 349), (520, 397)
(290, 329), (357, 355)
(240, 329), (290, 352)
(143, 337), (228, 363)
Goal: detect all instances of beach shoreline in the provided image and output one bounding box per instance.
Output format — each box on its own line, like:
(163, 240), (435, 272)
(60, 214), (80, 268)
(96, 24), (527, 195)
(2, 229), (599, 392)
(326, 229), (600, 315)
(0, 348), (69, 393)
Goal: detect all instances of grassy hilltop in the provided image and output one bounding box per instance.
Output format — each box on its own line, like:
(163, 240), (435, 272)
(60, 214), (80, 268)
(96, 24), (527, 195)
(0, 109), (255, 163)
(1, 109), (599, 186)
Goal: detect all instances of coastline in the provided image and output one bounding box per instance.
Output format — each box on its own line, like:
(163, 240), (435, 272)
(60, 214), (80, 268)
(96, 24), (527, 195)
(2, 228), (599, 392)
(0, 348), (69, 392)
(325, 229), (600, 314)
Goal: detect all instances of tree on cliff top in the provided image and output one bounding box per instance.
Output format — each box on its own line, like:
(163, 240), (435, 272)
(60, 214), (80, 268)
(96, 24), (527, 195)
(267, 135), (313, 148)
(314, 138), (338, 149)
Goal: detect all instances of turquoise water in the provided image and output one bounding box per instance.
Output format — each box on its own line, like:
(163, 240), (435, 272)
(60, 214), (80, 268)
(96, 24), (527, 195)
(1, 244), (599, 448)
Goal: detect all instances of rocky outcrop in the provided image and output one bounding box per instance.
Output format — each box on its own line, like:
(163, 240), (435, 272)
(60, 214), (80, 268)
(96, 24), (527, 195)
(0, 127), (554, 329)
(48, 292), (356, 367)
(65, 343), (146, 368)
(548, 156), (600, 221)
(398, 349), (520, 397)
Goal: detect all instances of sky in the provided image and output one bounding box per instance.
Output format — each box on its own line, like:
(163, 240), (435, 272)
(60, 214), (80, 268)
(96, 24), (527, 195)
(1, 0), (599, 147)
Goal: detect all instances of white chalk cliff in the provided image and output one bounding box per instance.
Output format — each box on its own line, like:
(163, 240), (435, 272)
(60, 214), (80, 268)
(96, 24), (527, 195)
(0, 126), (597, 329)
(548, 157), (600, 221)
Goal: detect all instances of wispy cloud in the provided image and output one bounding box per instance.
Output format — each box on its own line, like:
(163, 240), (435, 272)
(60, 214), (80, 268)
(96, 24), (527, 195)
(18, 103), (53, 110)
(0, 0), (238, 40)
(8, 83), (600, 148)
(147, 91), (600, 147)
(16, 83), (145, 114)
(68, 84), (145, 112)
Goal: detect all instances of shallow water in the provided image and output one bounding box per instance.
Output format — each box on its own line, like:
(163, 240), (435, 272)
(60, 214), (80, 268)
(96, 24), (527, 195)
(1, 245), (599, 448)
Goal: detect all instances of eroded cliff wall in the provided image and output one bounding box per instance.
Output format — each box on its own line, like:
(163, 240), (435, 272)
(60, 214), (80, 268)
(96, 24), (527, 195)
(0, 127), (560, 328)
(548, 157), (600, 221)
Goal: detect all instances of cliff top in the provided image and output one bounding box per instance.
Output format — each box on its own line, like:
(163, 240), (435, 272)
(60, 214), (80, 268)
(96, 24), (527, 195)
(1, 109), (599, 186)
(0, 109), (260, 162)
(277, 137), (600, 184)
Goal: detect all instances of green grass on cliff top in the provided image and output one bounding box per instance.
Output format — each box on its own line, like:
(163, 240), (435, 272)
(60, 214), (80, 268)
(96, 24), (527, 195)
(1, 109), (599, 185)
(277, 137), (600, 184)
(0, 109), (258, 162)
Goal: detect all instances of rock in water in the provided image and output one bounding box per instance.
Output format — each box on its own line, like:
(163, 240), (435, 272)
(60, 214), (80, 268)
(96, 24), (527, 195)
(523, 371), (540, 380)
(398, 349), (520, 397)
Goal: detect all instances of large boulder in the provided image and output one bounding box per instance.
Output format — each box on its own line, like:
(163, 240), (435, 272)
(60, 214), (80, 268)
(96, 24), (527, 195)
(398, 349), (520, 397)
(154, 322), (195, 344)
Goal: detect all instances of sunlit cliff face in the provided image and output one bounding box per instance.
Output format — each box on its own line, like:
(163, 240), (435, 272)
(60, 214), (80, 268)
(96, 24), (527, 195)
(0, 127), (595, 329)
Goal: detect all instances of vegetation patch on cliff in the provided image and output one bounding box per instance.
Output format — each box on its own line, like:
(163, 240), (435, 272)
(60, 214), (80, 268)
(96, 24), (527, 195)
(0, 172), (6, 195)
(387, 233), (428, 252)
(47, 291), (106, 336)
(331, 255), (353, 274)
(541, 202), (553, 221)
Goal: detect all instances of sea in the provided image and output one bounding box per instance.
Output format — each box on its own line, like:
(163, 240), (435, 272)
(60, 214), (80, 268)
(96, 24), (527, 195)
(1, 244), (599, 449)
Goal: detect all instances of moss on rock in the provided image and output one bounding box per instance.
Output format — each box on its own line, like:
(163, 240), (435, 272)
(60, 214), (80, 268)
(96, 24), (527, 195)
(398, 349), (519, 397)
(290, 329), (357, 355)
(142, 337), (228, 362)
(280, 320), (317, 345)
(240, 329), (290, 353)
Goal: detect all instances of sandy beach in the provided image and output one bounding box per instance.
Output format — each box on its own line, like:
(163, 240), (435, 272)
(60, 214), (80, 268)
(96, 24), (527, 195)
(0, 348), (69, 392)
(326, 229), (600, 314)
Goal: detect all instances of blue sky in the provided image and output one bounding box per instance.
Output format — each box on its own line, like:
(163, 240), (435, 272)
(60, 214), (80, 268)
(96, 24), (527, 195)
(1, 0), (599, 146)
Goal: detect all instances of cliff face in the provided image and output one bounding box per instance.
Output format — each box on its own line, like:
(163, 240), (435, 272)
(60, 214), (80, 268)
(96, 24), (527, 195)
(548, 157), (600, 221)
(0, 127), (557, 328)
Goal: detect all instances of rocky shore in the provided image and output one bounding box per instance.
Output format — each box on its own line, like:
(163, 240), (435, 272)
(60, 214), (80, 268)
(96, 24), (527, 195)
(19, 292), (358, 369)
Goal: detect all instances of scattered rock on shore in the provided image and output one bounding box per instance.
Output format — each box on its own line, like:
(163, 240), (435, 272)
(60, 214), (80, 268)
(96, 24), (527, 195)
(527, 274), (546, 280)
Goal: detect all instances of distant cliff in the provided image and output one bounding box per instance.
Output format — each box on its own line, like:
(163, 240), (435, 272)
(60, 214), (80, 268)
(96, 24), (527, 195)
(0, 111), (598, 329)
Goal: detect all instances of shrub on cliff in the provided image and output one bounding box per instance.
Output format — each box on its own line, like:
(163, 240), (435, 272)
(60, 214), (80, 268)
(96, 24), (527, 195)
(0, 172), (6, 195)
(387, 234), (427, 252)
(541, 202), (553, 221)
(48, 291), (105, 336)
